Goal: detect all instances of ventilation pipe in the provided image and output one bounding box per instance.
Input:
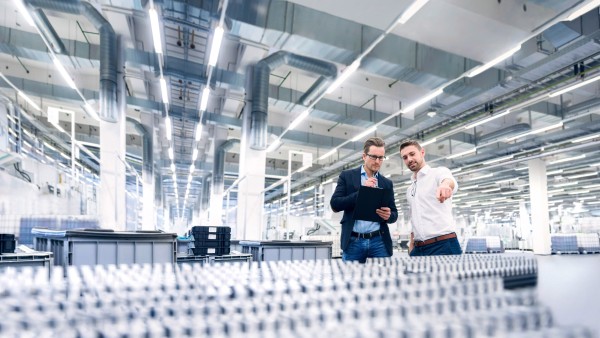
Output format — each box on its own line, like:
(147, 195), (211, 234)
(25, 0), (118, 122)
(29, 8), (68, 55)
(212, 139), (239, 195)
(251, 51), (337, 149)
(126, 117), (152, 175)
(202, 174), (212, 210)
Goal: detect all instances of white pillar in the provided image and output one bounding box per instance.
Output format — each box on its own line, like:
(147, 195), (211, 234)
(99, 116), (126, 230)
(141, 114), (155, 230)
(528, 158), (551, 254)
(99, 37), (126, 230)
(209, 128), (228, 226)
(236, 112), (266, 240)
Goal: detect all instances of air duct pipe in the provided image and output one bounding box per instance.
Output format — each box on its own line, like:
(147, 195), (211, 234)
(25, 0), (118, 122)
(126, 117), (153, 175)
(202, 174), (212, 210)
(212, 139), (239, 195)
(251, 51), (337, 149)
(29, 8), (68, 55)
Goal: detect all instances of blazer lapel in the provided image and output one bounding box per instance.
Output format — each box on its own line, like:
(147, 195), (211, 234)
(352, 166), (361, 191)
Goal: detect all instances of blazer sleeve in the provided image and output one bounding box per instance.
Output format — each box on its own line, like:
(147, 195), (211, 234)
(385, 178), (399, 224)
(330, 171), (358, 213)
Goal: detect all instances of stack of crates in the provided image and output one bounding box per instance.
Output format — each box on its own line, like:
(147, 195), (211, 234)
(0, 233), (16, 254)
(191, 226), (231, 256)
(551, 234), (579, 254)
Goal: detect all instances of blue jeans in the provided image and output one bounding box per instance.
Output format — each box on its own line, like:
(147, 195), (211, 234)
(410, 237), (462, 256)
(342, 235), (390, 263)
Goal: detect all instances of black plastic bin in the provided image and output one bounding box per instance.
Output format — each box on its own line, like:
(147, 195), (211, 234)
(0, 234), (16, 254)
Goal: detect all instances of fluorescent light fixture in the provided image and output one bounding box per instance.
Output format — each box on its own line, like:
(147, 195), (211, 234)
(506, 121), (563, 141)
(420, 138), (437, 147)
(546, 169), (563, 175)
(303, 185), (315, 192)
(319, 148), (337, 160)
(466, 173), (494, 181)
(195, 124), (203, 141)
(549, 154), (585, 165)
(189, 164), (195, 173)
(483, 155), (513, 165)
(266, 138), (281, 152)
(172, 173), (176, 181)
(397, 0), (429, 24)
(447, 147), (476, 159)
(168, 147), (174, 160)
(188, 175), (193, 183)
(192, 148), (198, 161)
(165, 116), (172, 140)
(403, 88), (444, 113)
(200, 87), (210, 111)
(464, 110), (511, 129)
(82, 103), (100, 122)
(170, 163), (175, 172)
(569, 172), (597, 179)
(548, 74), (600, 97)
(533, 121), (564, 134)
(160, 77), (169, 104)
(590, 162), (600, 167)
(53, 57), (77, 89)
(451, 167), (462, 173)
(17, 91), (41, 111)
(582, 183), (600, 189)
(460, 184), (479, 190)
(326, 60), (361, 94)
(568, 190), (590, 195)
(496, 177), (519, 184)
(553, 182), (577, 188)
(351, 126), (377, 142)
(571, 133), (600, 143)
(289, 109), (310, 131)
(515, 166), (529, 171)
(149, 8), (163, 54)
(467, 45), (521, 77)
(208, 26), (224, 67)
(587, 200), (600, 205)
(565, 0), (600, 21)
(43, 142), (58, 152)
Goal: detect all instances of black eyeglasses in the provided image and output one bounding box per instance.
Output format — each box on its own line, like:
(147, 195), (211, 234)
(366, 154), (387, 161)
(410, 180), (417, 197)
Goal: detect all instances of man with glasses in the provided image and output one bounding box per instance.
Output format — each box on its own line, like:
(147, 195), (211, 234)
(400, 139), (462, 256)
(330, 137), (398, 263)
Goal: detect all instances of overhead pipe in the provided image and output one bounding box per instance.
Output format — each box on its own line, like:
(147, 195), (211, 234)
(25, 0), (118, 122)
(212, 139), (239, 195)
(29, 8), (68, 55)
(251, 51), (337, 150)
(126, 117), (153, 175)
(201, 174), (212, 210)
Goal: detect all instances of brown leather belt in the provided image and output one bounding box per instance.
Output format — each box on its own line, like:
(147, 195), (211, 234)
(414, 232), (457, 247)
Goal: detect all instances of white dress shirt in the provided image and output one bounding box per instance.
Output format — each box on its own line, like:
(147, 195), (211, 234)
(406, 165), (458, 241)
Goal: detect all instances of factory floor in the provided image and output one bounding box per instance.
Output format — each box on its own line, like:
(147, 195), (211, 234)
(392, 250), (600, 333)
(535, 253), (600, 334)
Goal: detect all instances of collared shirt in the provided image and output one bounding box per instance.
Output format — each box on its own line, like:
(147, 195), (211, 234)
(406, 164), (458, 241)
(353, 165), (381, 233)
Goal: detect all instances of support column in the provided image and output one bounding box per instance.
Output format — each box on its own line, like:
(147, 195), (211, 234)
(99, 113), (126, 230)
(141, 113), (155, 230)
(236, 104), (266, 240)
(209, 128), (228, 226)
(99, 36), (126, 230)
(528, 158), (551, 255)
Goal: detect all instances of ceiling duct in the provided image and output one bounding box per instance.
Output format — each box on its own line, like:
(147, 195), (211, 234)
(479, 123), (531, 144)
(213, 139), (239, 195)
(25, 0), (118, 123)
(251, 51), (337, 150)
(202, 173), (212, 210)
(29, 8), (67, 54)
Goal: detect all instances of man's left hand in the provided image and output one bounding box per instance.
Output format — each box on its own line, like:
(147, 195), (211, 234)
(376, 207), (391, 221)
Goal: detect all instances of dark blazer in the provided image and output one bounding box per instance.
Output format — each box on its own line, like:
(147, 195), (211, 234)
(330, 166), (398, 255)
